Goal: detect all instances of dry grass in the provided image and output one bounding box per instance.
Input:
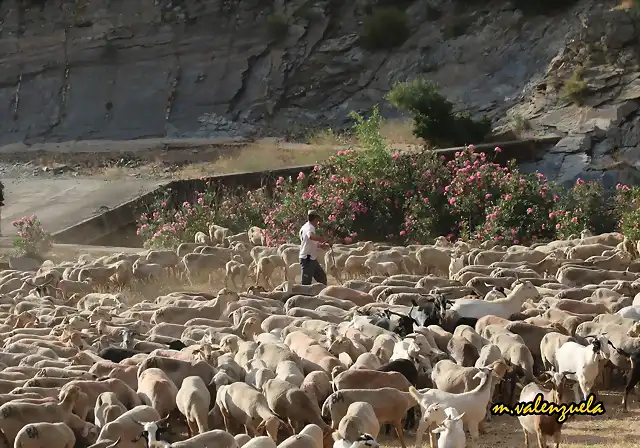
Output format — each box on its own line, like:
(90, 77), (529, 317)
(100, 166), (129, 180)
(379, 119), (422, 145)
(170, 141), (339, 179)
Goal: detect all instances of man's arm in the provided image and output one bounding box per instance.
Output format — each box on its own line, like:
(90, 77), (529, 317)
(307, 230), (327, 243)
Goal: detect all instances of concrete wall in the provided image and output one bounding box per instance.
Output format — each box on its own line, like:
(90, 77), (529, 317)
(51, 137), (561, 246)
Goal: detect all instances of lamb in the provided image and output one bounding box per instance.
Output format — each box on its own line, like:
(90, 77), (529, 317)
(94, 392), (127, 428)
(261, 378), (330, 434)
(225, 259), (250, 290)
(431, 407), (466, 448)
(409, 368), (496, 448)
(137, 368), (179, 419)
(321, 387), (417, 448)
(216, 382), (288, 442)
(176, 376), (213, 437)
(13, 421), (79, 448)
(332, 401), (380, 443)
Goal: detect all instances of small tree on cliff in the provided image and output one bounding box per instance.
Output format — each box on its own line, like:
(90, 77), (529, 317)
(386, 78), (492, 147)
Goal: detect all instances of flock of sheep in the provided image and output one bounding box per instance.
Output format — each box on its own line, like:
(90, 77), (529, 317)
(0, 222), (639, 448)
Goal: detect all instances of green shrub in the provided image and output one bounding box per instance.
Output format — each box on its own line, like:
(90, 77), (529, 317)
(266, 13), (289, 40)
(562, 67), (589, 104)
(362, 7), (410, 50)
(386, 79), (492, 147)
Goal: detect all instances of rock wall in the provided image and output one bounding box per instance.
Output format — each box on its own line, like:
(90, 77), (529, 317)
(0, 0), (585, 145)
(501, 5), (640, 186)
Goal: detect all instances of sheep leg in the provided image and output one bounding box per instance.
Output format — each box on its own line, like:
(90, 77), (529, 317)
(414, 418), (430, 448)
(186, 419), (195, 438)
(523, 429), (530, 448)
(393, 420), (407, 448)
(535, 428), (547, 448)
(622, 362), (640, 412)
(468, 422), (480, 448)
(478, 419), (487, 434)
(219, 406), (232, 434)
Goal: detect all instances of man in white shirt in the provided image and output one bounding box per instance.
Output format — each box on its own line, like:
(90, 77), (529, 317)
(299, 210), (330, 285)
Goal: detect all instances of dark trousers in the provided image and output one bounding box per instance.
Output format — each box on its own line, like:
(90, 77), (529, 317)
(300, 256), (327, 286)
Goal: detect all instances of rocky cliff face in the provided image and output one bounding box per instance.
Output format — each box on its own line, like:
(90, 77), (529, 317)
(498, 4), (640, 187)
(0, 0), (586, 146)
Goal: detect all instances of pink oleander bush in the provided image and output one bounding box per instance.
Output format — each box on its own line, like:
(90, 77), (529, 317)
(553, 178), (618, 239)
(138, 185), (269, 249)
(137, 104), (634, 249)
(616, 183), (640, 242)
(12, 216), (52, 257)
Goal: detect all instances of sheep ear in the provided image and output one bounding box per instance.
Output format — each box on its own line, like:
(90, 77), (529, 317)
(453, 412), (465, 421)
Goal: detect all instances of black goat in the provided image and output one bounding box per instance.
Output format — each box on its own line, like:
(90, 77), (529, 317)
(167, 339), (187, 351)
(409, 295), (448, 327)
(98, 347), (140, 363)
(378, 358), (419, 432)
(99, 339), (186, 363)
(384, 310), (418, 338)
(378, 358), (418, 387)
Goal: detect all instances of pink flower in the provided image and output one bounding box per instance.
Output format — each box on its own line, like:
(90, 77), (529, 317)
(392, 152), (400, 160)
(504, 194), (512, 201)
(423, 197), (429, 203)
(495, 146), (503, 153)
(571, 217), (579, 223)
(297, 172), (305, 180)
(182, 201), (189, 207)
(576, 178), (584, 185)
(513, 239), (519, 244)
(526, 207), (533, 214)
(344, 237), (353, 244)
(449, 197), (456, 205)
(276, 176), (285, 186)
(328, 214), (336, 221)
(548, 212), (555, 219)
(485, 193), (492, 199)
(197, 197), (204, 205)
(161, 201), (167, 208)
(556, 223), (562, 229)
(468, 144), (476, 151)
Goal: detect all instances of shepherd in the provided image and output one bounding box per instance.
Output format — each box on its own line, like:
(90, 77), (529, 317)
(299, 209), (330, 285)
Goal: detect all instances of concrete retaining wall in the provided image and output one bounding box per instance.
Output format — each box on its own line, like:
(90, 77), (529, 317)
(51, 137), (561, 246)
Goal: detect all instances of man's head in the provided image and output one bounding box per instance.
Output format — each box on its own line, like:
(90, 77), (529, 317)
(308, 210), (320, 226)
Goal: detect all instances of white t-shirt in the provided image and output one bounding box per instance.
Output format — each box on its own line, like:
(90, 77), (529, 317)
(299, 222), (318, 260)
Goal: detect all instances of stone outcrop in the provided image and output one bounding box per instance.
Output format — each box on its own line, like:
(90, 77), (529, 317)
(500, 5), (640, 186)
(0, 0), (585, 145)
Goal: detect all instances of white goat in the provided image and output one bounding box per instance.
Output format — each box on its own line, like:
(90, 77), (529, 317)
(556, 336), (611, 402)
(432, 407), (466, 448)
(409, 368), (496, 448)
(449, 281), (539, 319)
